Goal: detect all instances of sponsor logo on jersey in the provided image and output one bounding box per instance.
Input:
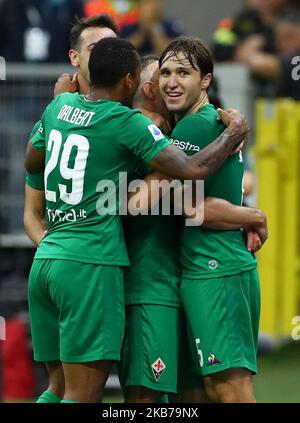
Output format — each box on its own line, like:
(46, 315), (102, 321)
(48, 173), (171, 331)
(148, 124), (164, 141)
(170, 138), (200, 152)
(208, 259), (218, 270)
(151, 358), (166, 381)
(47, 207), (87, 223)
(207, 353), (221, 366)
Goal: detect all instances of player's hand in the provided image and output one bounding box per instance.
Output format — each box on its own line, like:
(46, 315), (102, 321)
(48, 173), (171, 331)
(222, 109), (249, 154)
(140, 108), (172, 135)
(231, 134), (248, 154)
(217, 108), (249, 152)
(246, 229), (262, 253)
(54, 73), (79, 98)
(217, 108), (248, 130)
(247, 211), (268, 252)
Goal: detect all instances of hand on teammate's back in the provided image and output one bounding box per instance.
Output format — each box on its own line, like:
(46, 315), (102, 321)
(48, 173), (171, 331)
(54, 73), (79, 98)
(246, 211), (268, 253)
(246, 230), (262, 253)
(217, 108), (249, 152)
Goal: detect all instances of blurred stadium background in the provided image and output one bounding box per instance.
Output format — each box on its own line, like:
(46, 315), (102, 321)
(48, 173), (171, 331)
(0, 0), (300, 403)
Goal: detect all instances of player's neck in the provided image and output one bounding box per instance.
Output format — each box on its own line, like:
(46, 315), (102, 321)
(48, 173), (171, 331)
(134, 98), (155, 114)
(86, 87), (124, 103)
(175, 92), (209, 122)
(135, 98), (174, 126)
(77, 73), (90, 95)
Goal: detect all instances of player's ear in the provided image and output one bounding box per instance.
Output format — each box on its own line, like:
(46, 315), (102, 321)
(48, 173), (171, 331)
(124, 73), (135, 89)
(201, 73), (213, 90)
(69, 49), (80, 67)
(143, 81), (155, 100)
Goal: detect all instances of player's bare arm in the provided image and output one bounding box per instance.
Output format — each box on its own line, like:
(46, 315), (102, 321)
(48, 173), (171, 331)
(127, 173), (267, 253)
(24, 185), (47, 246)
(149, 109), (249, 180)
(202, 197), (268, 252)
(24, 142), (45, 174)
(127, 171), (173, 213)
(203, 197), (266, 231)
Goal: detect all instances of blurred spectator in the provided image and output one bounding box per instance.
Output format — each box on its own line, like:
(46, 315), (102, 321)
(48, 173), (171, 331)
(288, 0), (300, 10)
(0, 0), (84, 63)
(235, 11), (300, 100)
(84, 0), (139, 29)
(212, 0), (289, 62)
(120, 0), (184, 55)
(0, 0), (33, 62)
(40, 0), (84, 62)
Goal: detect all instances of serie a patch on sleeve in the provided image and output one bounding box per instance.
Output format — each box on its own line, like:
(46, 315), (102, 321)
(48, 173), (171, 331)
(148, 124), (164, 141)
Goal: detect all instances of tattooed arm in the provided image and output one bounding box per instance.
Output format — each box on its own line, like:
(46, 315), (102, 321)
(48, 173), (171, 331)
(149, 109), (248, 180)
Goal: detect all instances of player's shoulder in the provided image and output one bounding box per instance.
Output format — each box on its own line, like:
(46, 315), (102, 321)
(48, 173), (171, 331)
(43, 92), (79, 116)
(52, 92), (80, 106)
(115, 104), (154, 127)
(195, 104), (219, 123)
(172, 104), (225, 144)
(184, 104), (223, 130)
(115, 103), (143, 118)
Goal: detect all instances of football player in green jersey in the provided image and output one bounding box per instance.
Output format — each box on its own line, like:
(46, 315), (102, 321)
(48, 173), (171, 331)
(24, 14), (119, 247)
(159, 37), (266, 402)
(23, 16), (119, 404)
(24, 37), (249, 403)
(24, 16), (172, 252)
(120, 55), (267, 403)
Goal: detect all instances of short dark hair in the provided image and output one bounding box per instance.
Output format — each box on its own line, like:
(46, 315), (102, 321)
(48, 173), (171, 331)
(140, 55), (159, 71)
(159, 37), (214, 79)
(89, 37), (141, 88)
(70, 15), (119, 50)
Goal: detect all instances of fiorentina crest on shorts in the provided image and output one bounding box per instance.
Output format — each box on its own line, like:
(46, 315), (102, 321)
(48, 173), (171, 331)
(207, 353), (221, 366)
(151, 358), (166, 381)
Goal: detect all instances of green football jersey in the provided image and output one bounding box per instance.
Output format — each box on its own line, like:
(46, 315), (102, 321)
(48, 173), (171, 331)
(31, 92), (172, 266)
(171, 104), (256, 279)
(123, 210), (182, 307)
(26, 121), (44, 190)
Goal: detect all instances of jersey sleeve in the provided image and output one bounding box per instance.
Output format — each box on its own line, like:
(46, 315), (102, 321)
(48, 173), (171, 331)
(119, 111), (172, 163)
(25, 171), (44, 190)
(25, 121), (45, 189)
(29, 120), (41, 140)
(31, 117), (46, 151)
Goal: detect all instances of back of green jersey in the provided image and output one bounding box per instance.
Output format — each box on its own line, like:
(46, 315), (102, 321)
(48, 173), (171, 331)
(31, 93), (172, 265)
(123, 213), (182, 307)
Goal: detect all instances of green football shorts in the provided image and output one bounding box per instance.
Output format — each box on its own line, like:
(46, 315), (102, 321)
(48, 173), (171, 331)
(180, 268), (260, 377)
(119, 305), (202, 394)
(119, 304), (180, 393)
(28, 259), (125, 363)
